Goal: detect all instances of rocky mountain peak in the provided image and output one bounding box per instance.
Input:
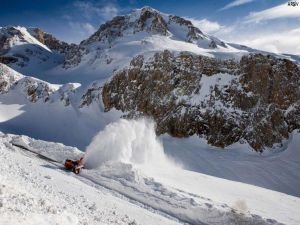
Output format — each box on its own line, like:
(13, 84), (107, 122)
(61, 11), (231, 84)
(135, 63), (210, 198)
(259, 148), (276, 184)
(0, 27), (31, 54)
(27, 27), (83, 68)
(133, 6), (168, 35)
(0, 26), (83, 69)
(81, 7), (168, 46)
(81, 6), (208, 46)
(27, 27), (71, 54)
(0, 26), (57, 68)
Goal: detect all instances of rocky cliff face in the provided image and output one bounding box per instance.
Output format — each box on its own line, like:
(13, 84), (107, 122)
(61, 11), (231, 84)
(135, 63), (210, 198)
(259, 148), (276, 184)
(28, 28), (85, 68)
(101, 51), (300, 151)
(28, 28), (70, 54)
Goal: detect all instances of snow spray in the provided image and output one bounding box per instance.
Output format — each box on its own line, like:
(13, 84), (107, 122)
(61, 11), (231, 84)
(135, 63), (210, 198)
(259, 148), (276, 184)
(84, 118), (175, 169)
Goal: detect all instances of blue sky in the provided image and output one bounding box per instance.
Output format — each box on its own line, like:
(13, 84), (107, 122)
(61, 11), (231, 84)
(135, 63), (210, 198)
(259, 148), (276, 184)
(1, 0), (299, 54)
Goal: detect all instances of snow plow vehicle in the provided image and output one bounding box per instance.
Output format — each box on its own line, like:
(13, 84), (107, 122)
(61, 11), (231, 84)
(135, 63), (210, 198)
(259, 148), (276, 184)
(64, 157), (84, 174)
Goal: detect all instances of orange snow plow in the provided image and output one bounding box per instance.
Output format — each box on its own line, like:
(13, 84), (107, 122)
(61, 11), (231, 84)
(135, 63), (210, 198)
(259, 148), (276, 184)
(64, 157), (84, 174)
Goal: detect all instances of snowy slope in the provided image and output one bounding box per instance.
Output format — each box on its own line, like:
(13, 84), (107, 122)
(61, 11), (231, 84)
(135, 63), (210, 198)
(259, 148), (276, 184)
(1, 7), (298, 85)
(163, 131), (300, 197)
(0, 26), (51, 51)
(1, 124), (300, 225)
(1, 63), (300, 198)
(0, 133), (181, 225)
(0, 84), (121, 149)
(1, 7), (300, 225)
(0, 26), (63, 76)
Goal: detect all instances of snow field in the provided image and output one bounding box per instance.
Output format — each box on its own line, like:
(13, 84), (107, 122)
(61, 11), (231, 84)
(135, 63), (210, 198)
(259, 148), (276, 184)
(0, 133), (182, 225)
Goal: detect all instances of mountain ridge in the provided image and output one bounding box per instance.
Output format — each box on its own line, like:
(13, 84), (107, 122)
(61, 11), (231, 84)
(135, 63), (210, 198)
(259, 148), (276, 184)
(0, 6), (300, 152)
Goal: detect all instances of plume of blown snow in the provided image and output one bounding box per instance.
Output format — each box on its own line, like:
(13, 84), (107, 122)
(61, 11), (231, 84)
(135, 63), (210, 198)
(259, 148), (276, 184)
(84, 118), (176, 169)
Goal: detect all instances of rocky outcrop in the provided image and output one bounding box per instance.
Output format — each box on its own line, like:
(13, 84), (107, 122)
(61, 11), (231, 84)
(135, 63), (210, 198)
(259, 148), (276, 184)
(54, 83), (78, 106)
(0, 27), (24, 54)
(0, 56), (18, 64)
(81, 16), (127, 46)
(63, 45), (85, 68)
(0, 26), (62, 68)
(13, 77), (55, 103)
(237, 54), (300, 149)
(82, 7), (169, 46)
(169, 15), (204, 42)
(0, 63), (23, 93)
(80, 82), (102, 107)
(28, 28), (70, 54)
(0, 62), (80, 105)
(0, 26), (82, 68)
(101, 51), (300, 151)
(28, 28), (84, 68)
(135, 7), (168, 35)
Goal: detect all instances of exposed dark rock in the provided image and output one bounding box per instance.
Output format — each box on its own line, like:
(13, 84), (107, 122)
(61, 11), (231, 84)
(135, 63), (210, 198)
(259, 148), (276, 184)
(28, 28), (70, 54)
(28, 28), (84, 68)
(0, 56), (18, 64)
(13, 77), (53, 103)
(101, 51), (300, 151)
(169, 15), (204, 42)
(80, 82), (102, 108)
(0, 63), (22, 93)
(135, 7), (168, 35)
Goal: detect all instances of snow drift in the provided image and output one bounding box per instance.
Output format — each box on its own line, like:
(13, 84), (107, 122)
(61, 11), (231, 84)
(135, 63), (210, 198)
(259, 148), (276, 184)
(84, 119), (175, 169)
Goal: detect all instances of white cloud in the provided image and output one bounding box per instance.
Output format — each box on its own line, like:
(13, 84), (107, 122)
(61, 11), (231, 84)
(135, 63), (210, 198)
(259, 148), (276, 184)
(65, 22), (96, 43)
(219, 0), (256, 11)
(187, 18), (223, 34)
(81, 23), (97, 34)
(246, 2), (300, 22)
(60, 1), (120, 43)
(100, 5), (119, 20)
(211, 19), (300, 55)
(234, 27), (300, 54)
(210, 2), (300, 55)
(68, 22), (96, 35)
(73, 1), (119, 21)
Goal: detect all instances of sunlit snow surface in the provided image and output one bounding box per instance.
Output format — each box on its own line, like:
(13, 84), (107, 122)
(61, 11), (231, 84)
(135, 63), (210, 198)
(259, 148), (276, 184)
(1, 120), (300, 225)
(1, 14), (300, 225)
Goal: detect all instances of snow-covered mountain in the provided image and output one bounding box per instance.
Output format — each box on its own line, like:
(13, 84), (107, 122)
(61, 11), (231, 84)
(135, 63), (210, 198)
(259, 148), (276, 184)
(81, 6), (208, 45)
(61, 6), (288, 82)
(1, 6), (300, 151)
(0, 26), (65, 75)
(1, 6), (300, 225)
(2, 7), (297, 83)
